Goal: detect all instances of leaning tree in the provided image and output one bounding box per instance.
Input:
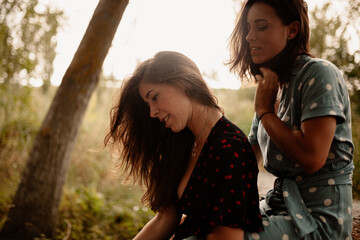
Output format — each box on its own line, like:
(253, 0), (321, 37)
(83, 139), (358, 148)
(0, 0), (129, 239)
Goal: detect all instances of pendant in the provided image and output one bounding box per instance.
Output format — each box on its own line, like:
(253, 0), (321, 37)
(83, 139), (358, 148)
(192, 141), (197, 158)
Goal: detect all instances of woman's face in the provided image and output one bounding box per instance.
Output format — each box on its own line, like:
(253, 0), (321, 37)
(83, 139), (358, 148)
(246, 2), (290, 64)
(138, 81), (192, 133)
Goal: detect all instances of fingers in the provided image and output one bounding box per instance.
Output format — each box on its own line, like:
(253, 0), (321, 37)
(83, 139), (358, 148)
(255, 75), (263, 84)
(254, 67), (279, 116)
(259, 67), (278, 82)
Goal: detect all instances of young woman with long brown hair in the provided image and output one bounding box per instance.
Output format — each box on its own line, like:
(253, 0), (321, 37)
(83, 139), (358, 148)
(104, 51), (263, 239)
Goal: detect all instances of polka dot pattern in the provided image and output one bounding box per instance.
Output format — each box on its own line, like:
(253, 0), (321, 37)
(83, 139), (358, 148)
(324, 199), (332, 206)
(283, 115), (290, 122)
(310, 103), (317, 109)
(328, 153), (335, 159)
(328, 179), (335, 185)
(175, 116), (263, 239)
(246, 54), (354, 240)
(319, 215), (327, 223)
(308, 78), (315, 86)
(276, 154), (283, 161)
(251, 233), (260, 240)
(329, 110), (337, 115)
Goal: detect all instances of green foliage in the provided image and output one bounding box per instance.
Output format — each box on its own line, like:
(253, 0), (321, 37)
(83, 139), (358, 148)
(56, 186), (154, 240)
(214, 87), (256, 135)
(351, 96), (360, 198)
(0, 84), (41, 230)
(309, 1), (360, 94)
(309, 0), (360, 196)
(0, 0), (63, 92)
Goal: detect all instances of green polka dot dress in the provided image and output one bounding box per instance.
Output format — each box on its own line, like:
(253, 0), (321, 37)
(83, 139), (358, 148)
(247, 54), (354, 239)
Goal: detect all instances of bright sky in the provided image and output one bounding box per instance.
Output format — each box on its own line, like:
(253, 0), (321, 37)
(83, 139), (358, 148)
(49, 0), (356, 89)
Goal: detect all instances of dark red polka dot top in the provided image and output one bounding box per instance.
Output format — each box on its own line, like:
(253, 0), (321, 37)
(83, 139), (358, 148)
(174, 116), (263, 239)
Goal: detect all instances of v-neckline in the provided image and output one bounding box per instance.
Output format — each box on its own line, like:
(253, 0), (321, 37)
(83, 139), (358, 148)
(177, 116), (223, 201)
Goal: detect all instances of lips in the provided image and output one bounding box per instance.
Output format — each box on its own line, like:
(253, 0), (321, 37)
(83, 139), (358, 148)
(161, 114), (170, 127)
(250, 46), (261, 54)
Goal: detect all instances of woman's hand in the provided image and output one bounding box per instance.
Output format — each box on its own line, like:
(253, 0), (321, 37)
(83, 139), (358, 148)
(254, 67), (279, 117)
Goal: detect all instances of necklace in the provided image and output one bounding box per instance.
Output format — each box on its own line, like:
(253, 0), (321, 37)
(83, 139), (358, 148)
(190, 108), (221, 159)
(192, 141), (197, 158)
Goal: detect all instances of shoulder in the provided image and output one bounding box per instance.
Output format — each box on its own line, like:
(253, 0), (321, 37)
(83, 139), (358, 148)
(211, 117), (249, 148)
(207, 116), (254, 161)
(294, 57), (345, 92)
(301, 57), (342, 80)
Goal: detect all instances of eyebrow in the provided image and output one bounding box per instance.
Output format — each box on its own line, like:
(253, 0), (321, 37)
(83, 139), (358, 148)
(254, 19), (268, 23)
(145, 90), (154, 99)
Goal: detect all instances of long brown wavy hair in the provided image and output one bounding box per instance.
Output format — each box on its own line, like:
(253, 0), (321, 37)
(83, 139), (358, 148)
(104, 51), (221, 212)
(227, 0), (312, 84)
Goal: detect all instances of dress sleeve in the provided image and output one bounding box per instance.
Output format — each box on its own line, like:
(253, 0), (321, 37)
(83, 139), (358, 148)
(300, 60), (347, 124)
(192, 137), (263, 233)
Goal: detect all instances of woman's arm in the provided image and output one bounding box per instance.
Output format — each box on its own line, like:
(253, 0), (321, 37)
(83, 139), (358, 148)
(207, 226), (244, 240)
(133, 205), (182, 240)
(255, 68), (336, 173)
(259, 113), (336, 173)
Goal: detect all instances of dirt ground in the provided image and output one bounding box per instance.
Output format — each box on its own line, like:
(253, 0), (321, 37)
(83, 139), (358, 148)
(257, 170), (360, 238)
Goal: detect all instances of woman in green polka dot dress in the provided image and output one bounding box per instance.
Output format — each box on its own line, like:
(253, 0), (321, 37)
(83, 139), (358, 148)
(227, 0), (354, 239)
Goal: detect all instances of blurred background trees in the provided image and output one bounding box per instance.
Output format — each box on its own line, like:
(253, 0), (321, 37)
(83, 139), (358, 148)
(0, 0), (63, 91)
(1, 0), (129, 239)
(307, 0), (360, 196)
(0, 0), (359, 239)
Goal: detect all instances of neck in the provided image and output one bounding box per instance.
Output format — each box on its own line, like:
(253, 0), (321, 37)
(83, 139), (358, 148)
(188, 105), (222, 144)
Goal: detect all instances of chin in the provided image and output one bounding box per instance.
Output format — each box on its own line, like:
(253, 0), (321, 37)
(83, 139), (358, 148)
(170, 124), (185, 133)
(251, 57), (262, 64)
(171, 128), (182, 133)
(252, 56), (266, 65)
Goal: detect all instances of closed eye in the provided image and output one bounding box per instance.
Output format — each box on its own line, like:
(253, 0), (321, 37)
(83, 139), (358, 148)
(152, 94), (158, 102)
(258, 25), (268, 31)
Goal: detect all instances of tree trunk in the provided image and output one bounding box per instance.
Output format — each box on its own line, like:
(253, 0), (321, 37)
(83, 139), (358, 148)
(0, 0), (128, 239)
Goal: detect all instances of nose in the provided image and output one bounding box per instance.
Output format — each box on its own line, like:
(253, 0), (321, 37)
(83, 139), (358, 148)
(149, 105), (159, 118)
(245, 29), (255, 42)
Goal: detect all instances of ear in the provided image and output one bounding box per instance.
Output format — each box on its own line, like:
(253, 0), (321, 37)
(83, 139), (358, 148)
(287, 21), (300, 40)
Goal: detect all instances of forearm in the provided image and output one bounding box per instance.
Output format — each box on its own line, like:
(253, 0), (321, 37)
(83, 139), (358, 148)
(259, 113), (329, 173)
(207, 226), (244, 240)
(254, 67), (336, 173)
(133, 206), (181, 240)
(133, 216), (174, 240)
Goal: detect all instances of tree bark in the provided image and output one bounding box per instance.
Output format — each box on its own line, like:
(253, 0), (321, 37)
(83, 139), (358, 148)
(0, 0), (128, 239)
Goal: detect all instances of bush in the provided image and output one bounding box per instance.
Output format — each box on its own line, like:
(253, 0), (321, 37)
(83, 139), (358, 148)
(56, 186), (154, 240)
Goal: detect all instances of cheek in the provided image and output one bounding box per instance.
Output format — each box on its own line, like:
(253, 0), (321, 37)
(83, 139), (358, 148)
(265, 36), (287, 58)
